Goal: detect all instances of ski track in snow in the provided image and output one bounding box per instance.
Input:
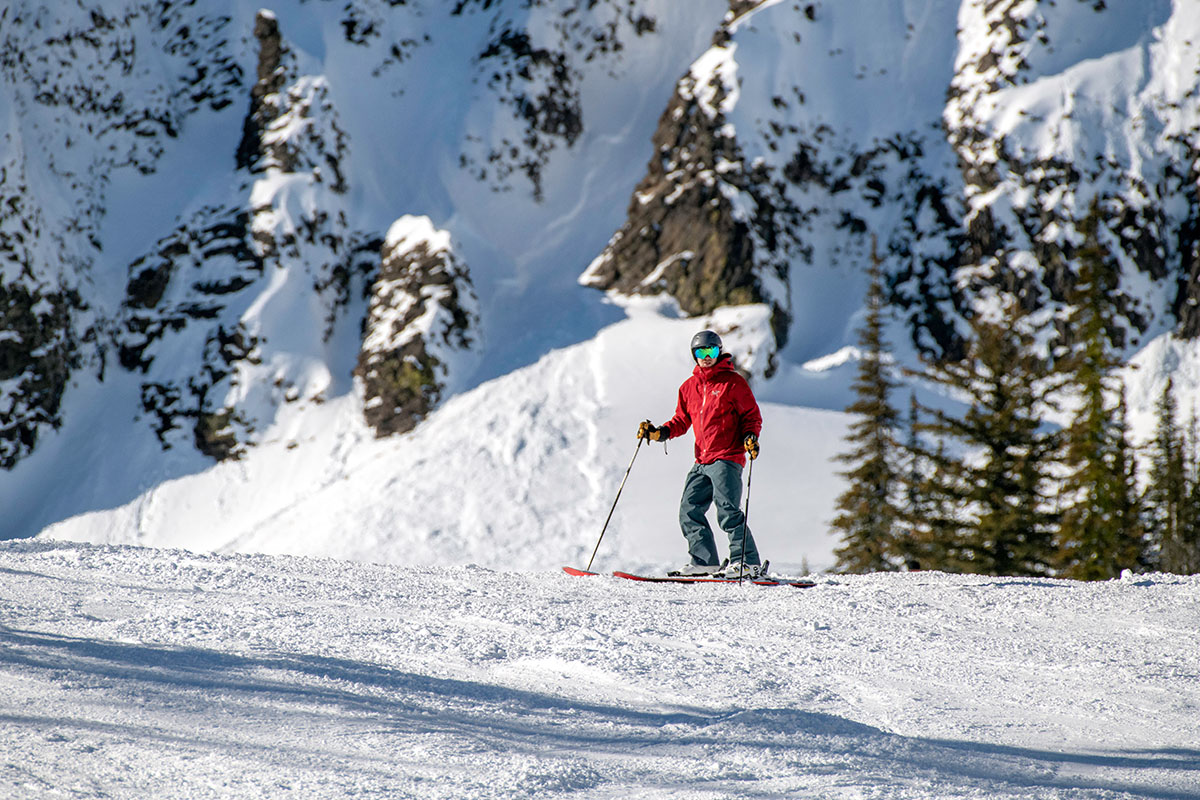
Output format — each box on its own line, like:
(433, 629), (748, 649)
(2, 541), (1198, 799)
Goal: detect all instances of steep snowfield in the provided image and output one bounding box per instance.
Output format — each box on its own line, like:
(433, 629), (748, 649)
(40, 305), (849, 573)
(2, 540), (1197, 798)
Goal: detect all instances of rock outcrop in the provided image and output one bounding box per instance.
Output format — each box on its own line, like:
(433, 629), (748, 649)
(583, 0), (1200, 366)
(356, 217), (480, 437)
(0, 0), (243, 467)
(116, 10), (376, 459)
(944, 0), (1200, 353)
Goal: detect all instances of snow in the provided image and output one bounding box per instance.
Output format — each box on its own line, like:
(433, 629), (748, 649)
(384, 216), (453, 257)
(2, 539), (1197, 798)
(639, 251), (695, 288)
(3, 0), (1198, 581)
(38, 309), (848, 575)
(1124, 334), (1200, 435)
(685, 44), (740, 118)
(5, 3), (1200, 792)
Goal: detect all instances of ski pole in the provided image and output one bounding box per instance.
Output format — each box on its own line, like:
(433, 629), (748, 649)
(585, 437), (644, 572)
(737, 456), (754, 584)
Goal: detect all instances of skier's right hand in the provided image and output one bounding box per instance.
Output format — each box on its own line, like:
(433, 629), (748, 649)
(637, 420), (668, 441)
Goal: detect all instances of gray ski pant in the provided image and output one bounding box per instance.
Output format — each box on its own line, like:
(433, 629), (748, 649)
(679, 460), (760, 567)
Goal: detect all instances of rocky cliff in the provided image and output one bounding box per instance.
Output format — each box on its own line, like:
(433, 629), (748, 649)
(2, 0), (1199, 482)
(582, 0), (1199, 369)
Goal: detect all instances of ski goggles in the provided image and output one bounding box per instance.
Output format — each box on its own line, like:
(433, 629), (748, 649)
(693, 345), (721, 360)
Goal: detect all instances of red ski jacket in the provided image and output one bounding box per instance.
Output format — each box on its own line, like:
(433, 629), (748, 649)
(661, 355), (763, 467)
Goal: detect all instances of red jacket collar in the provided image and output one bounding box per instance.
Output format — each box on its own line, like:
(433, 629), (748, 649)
(692, 353), (736, 380)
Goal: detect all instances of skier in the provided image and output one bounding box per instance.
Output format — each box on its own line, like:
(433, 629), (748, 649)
(637, 330), (764, 578)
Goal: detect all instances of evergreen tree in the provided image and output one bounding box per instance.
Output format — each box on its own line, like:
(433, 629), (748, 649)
(895, 394), (939, 570)
(1113, 392), (1148, 568)
(1167, 409), (1200, 573)
(912, 294), (1063, 576)
(902, 424), (965, 572)
(832, 240), (907, 572)
(1054, 213), (1145, 579)
(1056, 384), (1144, 578)
(1143, 377), (1188, 572)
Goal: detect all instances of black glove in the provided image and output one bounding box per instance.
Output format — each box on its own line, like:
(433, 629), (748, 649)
(744, 433), (760, 460)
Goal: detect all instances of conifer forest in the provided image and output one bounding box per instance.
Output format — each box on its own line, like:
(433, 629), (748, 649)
(832, 222), (1200, 578)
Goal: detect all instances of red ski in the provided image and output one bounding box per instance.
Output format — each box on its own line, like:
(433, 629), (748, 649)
(562, 565), (814, 588)
(612, 570), (815, 588)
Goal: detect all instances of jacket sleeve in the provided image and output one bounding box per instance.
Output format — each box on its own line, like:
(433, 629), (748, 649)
(735, 377), (762, 438)
(661, 383), (692, 440)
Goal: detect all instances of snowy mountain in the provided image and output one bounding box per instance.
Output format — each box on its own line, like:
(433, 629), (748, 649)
(3, 0), (1200, 570)
(2, 540), (1198, 798)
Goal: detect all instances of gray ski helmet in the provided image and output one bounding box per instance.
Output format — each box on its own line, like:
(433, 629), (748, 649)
(690, 330), (723, 360)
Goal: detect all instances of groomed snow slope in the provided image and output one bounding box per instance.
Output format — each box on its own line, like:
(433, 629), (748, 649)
(2, 540), (1197, 799)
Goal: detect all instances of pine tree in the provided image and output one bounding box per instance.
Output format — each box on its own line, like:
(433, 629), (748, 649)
(1056, 384), (1144, 578)
(912, 294), (1063, 576)
(1113, 392), (1147, 568)
(1054, 212), (1145, 579)
(1168, 410), (1200, 573)
(902, 427), (968, 572)
(1143, 377), (1187, 572)
(895, 394), (939, 570)
(831, 240), (907, 573)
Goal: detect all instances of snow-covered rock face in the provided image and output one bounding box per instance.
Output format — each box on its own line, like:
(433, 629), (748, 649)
(585, 0), (1200, 364)
(114, 8), (382, 459)
(0, 0), (690, 471)
(579, 48), (789, 373)
(0, 1), (244, 468)
(583, 1), (971, 364)
(945, 0), (1200, 349)
(3, 0), (1200, 554)
(356, 216), (480, 437)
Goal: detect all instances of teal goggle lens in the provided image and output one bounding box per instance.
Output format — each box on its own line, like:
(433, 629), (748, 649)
(693, 346), (720, 360)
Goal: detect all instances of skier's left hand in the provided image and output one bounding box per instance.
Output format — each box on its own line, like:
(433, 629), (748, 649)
(744, 433), (760, 460)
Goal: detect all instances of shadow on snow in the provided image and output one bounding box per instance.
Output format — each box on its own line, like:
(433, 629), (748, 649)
(1, 624), (1197, 798)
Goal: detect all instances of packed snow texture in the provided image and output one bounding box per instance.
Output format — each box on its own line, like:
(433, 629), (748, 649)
(1, 540), (1197, 799)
